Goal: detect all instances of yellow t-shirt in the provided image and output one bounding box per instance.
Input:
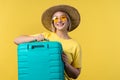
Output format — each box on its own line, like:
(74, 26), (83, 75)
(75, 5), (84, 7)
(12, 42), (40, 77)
(33, 32), (82, 80)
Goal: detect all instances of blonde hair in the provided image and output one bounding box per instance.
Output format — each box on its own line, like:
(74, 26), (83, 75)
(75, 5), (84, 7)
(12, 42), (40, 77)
(51, 11), (71, 32)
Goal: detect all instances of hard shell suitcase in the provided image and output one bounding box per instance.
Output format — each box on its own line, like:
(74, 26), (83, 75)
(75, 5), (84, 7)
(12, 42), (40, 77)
(17, 41), (64, 80)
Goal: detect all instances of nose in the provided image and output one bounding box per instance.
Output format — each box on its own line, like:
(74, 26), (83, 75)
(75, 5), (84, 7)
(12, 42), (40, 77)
(57, 18), (62, 23)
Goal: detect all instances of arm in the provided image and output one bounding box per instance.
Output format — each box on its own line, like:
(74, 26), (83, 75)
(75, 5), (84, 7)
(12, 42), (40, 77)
(62, 53), (81, 79)
(14, 34), (44, 45)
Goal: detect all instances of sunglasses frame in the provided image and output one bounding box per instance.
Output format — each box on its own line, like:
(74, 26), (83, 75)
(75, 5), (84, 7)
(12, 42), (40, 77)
(52, 15), (67, 23)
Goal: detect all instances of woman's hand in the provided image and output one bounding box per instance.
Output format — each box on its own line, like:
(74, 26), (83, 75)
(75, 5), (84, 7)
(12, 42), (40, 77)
(14, 34), (45, 45)
(34, 34), (45, 41)
(61, 52), (80, 79)
(62, 52), (69, 64)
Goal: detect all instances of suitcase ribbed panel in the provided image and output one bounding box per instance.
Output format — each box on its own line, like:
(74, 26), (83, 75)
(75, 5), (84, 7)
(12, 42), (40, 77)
(17, 41), (64, 80)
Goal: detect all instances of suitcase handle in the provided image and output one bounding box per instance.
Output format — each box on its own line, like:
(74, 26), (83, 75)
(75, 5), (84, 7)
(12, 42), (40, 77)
(28, 39), (49, 50)
(31, 45), (45, 49)
(28, 44), (49, 49)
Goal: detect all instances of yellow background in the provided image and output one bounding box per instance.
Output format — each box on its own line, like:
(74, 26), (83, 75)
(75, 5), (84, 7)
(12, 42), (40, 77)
(0, 0), (120, 80)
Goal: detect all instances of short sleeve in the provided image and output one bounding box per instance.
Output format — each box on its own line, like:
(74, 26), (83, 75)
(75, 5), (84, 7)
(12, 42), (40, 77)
(41, 32), (50, 39)
(72, 44), (82, 69)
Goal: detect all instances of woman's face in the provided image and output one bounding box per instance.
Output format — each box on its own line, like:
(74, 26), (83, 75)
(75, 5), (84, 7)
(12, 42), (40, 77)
(52, 11), (69, 32)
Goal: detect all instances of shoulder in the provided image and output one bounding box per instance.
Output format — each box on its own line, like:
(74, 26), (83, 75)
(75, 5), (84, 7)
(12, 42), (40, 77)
(63, 39), (81, 51)
(69, 39), (81, 47)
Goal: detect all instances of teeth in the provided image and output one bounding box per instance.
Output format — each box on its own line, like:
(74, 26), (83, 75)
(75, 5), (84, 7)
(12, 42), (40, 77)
(57, 23), (64, 26)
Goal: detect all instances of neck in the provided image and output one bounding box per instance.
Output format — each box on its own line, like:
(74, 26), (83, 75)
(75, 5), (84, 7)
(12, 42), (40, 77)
(55, 30), (71, 39)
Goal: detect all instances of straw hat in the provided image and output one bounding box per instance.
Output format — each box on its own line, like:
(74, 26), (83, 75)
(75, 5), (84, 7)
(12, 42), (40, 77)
(41, 5), (80, 32)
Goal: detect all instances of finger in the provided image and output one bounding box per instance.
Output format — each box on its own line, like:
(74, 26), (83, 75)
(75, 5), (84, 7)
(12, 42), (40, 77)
(38, 34), (44, 41)
(62, 54), (66, 58)
(62, 53), (67, 58)
(62, 54), (67, 61)
(62, 57), (66, 62)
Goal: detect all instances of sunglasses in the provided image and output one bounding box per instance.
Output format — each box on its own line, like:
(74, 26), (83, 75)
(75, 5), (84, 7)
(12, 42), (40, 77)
(52, 16), (67, 23)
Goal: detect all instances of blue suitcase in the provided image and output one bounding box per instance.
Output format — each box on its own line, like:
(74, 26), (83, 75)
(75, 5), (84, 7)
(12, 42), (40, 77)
(17, 41), (64, 80)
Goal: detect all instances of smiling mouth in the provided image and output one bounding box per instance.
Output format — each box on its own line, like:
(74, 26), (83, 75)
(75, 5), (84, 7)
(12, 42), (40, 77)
(56, 23), (65, 27)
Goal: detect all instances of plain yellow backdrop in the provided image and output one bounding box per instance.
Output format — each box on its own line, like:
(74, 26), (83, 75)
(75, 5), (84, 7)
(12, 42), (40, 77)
(0, 0), (120, 80)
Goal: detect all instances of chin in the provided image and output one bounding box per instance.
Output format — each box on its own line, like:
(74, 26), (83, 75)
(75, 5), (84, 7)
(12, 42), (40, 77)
(57, 29), (67, 32)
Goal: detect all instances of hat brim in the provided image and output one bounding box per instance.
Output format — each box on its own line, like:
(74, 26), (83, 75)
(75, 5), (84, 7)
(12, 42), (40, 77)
(41, 5), (80, 32)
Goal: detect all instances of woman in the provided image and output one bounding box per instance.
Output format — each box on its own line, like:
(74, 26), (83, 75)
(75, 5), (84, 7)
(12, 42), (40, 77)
(14, 5), (82, 80)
